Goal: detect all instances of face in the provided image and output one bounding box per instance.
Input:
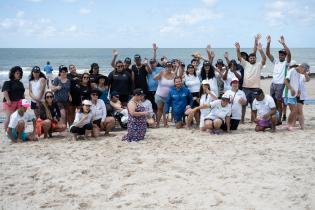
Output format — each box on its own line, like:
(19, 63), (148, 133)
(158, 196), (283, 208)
(221, 99), (229, 107)
(135, 58), (141, 65)
(60, 70), (67, 77)
(69, 65), (76, 73)
(162, 58), (168, 64)
(45, 93), (54, 103)
(230, 63), (237, 70)
(174, 78), (182, 88)
(116, 63), (124, 72)
(19, 106), (27, 113)
(150, 62), (157, 68)
(166, 64), (173, 71)
(248, 56), (256, 64)
(91, 93), (98, 101)
(204, 64), (210, 72)
(33, 71), (40, 78)
(82, 74), (90, 83)
(112, 95), (119, 102)
(278, 53), (286, 62)
(99, 78), (105, 85)
(188, 67), (195, 75)
(255, 93), (264, 101)
(231, 82), (238, 89)
(192, 60), (198, 67)
(296, 65), (306, 74)
(93, 66), (99, 74)
(83, 104), (91, 112)
(123, 62), (130, 69)
(202, 84), (210, 91)
(14, 71), (22, 80)
(216, 64), (223, 69)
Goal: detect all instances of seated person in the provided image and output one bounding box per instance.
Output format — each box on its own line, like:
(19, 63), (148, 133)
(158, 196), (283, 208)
(70, 100), (93, 141)
(90, 89), (115, 137)
(38, 91), (67, 138)
(252, 89), (278, 132)
(7, 99), (37, 142)
(141, 94), (156, 127)
(110, 91), (128, 126)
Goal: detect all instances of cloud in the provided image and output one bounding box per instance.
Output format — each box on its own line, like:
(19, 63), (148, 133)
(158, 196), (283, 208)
(66, 25), (77, 32)
(160, 1), (222, 33)
(63, 0), (78, 2)
(79, 8), (91, 15)
(16, 11), (25, 18)
(265, 0), (315, 26)
(27, 0), (43, 2)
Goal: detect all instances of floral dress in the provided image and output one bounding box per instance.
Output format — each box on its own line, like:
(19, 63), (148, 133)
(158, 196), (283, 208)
(122, 101), (147, 142)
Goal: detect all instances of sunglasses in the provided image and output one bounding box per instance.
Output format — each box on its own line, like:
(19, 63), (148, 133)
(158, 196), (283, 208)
(83, 77), (90, 79)
(46, 95), (53, 99)
(91, 93), (98, 96)
(116, 65), (123, 68)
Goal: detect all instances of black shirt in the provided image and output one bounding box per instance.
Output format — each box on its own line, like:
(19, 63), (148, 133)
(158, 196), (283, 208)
(108, 70), (133, 96)
(2, 80), (25, 102)
(80, 85), (91, 101)
(131, 64), (148, 93)
(39, 102), (61, 121)
(90, 73), (101, 85)
(68, 73), (82, 106)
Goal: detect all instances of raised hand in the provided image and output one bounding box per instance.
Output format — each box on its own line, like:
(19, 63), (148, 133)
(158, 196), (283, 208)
(257, 42), (263, 51)
(235, 42), (240, 49)
(153, 43), (158, 51)
(143, 58), (148, 65)
(113, 49), (118, 56)
(266, 35), (271, 44)
(210, 51), (215, 57)
(224, 52), (229, 59)
(206, 44), (211, 52)
(278, 35), (285, 45)
(255, 33), (262, 43)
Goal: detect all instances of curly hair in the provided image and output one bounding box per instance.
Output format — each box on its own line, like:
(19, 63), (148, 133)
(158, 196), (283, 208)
(9, 66), (23, 80)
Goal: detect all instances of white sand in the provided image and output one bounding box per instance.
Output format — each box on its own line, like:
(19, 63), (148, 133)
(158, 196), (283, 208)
(0, 79), (315, 210)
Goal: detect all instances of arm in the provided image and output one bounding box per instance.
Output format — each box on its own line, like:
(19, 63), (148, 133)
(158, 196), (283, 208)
(7, 128), (16, 141)
(252, 110), (257, 121)
(263, 107), (277, 120)
(284, 78), (296, 96)
(3, 91), (11, 105)
(225, 116), (231, 133)
(101, 101), (107, 122)
(278, 35), (291, 63)
(222, 69), (228, 80)
(152, 43), (157, 61)
(253, 33), (261, 54)
(231, 70), (242, 80)
(304, 73), (310, 82)
(187, 90), (193, 108)
(257, 43), (267, 66)
(224, 52), (230, 64)
(111, 49), (118, 68)
(128, 101), (147, 117)
(38, 78), (46, 101)
(153, 70), (163, 80)
(235, 42), (242, 62)
(164, 91), (173, 114)
(144, 58), (152, 73)
(266, 35), (274, 62)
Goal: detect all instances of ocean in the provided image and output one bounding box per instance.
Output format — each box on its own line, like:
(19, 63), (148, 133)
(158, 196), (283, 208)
(0, 48), (315, 86)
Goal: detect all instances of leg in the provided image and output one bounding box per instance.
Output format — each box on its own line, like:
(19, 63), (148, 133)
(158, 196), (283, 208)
(15, 121), (25, 142)
(270, 115), (277, 132)
(204, 120), (213, 130)
(67, 105), (76, 126)
(241, 105), (246, 124)
(92, 124), (100, 138)
(213, 119), (223, 129)
(287, 104), (298, 128)
(156, 103), (164, 128)
(297, 103), (304, 129)
(282, 104), (287, 121)
(59, 108), (66, 125)
(42, 119), (52, 138)
(103, 117), (115, 134)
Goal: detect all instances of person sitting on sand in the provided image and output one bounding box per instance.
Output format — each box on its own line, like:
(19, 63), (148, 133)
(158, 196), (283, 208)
(38, 91), (67, 138)
(69, 100), (93, 141)
(110, 91), (128, 125)
(90, 89), (115, 137)
(164, 76), (193, 129)
(140, 94), (156, 127)
(7, 99), (37, 142)
(191, 93), (231, 134)
(252, 89), (278, 132)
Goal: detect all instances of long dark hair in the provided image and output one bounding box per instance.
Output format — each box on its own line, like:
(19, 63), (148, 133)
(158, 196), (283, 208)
(199, 83), (210, 100)
(9, 66), (23, 80)
(200, 64), (215, 80)
(186, 66), (197, 77)
(29, 67), (47, 81)
(80, 72), (91, 87)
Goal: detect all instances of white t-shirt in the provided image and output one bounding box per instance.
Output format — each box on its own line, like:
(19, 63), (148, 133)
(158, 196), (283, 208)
(199, 92), (217, 128)
(240, 59), (263, 88)
(252, 95), (276, 118)
(272, 59), (289, 84)
(142, 99), (154, 117)
(299, 75), (308, 100)
(282, 68), (301, 98)
(202, 77), (219, 97)
(91, 99), (107, 122)
(72, 112), (93, 128)
(184, 74), (201, 93)
(30, 78), (45, 103)
(223, 70), (240, 91)
(224, 89), (246, 120)
(8, 110), (34, 129)
(205, 100), (231, 121)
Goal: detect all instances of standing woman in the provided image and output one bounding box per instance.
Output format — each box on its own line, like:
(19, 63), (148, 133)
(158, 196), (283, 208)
(39, 91), (66, 138)
(80, 72), (92, 101)
(200, 61), (219, 97)
(184, 64), (201, 125)
(29, 66), (46, 118)
(2, 66), (25, 132)
(67, 64), (81, 125)
(51, 65), (71, 124)
(89, 63), (101, 88)
(153, 61), (175, 127)
(122, 89), (148, 142)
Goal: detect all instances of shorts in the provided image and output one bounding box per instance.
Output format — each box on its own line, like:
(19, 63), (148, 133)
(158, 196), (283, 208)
(57, 101), (68, 110)
(70, 123), (93, 135)
(191, 92), (200, 108)
(7, 128), (27, 141)
(221, 119), (240, 131)
(270, 83), (285, 101)
(155, 94), (166, 106)
(256, 119), (272, 128)
(296, 96), (304, 104)
(243, 87), (261, 107)
(173, 112), (185, 123)
(3, 101), (21, 113)
(147, 91), (157, 111)
(283, 97), (297, 105)
(93, 119), (102, 128)
(31, 101), (40, 110)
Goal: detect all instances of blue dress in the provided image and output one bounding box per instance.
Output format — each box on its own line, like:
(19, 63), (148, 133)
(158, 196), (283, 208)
(122, 101), (147, 142)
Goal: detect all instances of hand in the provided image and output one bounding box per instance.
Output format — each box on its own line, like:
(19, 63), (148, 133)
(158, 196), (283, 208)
(75, 108), (81, 113)
(185, 105), (191, 110)
(205, 88), (211, 94)
(278, 35), (285, 45)
(257, 42), (263, 51)
(6, 100), (12, 106)
(143, 58), (148, 65)
(266, 35), (271, 44)
(255, 33), (261, 43)
(152, 43), (158, 51)
(206, 44), (211, 52)
(113, 49), (118, 56)
(235, 42), (240, 49)
(224, 52), (229, 59)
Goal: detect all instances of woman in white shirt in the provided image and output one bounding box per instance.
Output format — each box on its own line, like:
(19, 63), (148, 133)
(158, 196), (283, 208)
(296, 68), (310, 130)
(29, 66), (46, 118)
(90, 89), (115, 137)
(70, 100), (93, 141)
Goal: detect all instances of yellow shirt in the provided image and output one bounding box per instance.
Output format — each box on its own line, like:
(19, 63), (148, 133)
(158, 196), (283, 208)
(241, 59), (263, 88)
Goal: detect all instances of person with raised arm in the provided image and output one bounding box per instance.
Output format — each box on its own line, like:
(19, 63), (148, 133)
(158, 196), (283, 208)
(235, 39), (266, 122)
(131, 54), (152, 94)
(266, 35), (291, 124)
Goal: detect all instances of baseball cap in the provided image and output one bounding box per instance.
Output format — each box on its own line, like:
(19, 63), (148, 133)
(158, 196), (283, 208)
(216, 59), (224, 65)
(201, 80), (209, 85)
(111, 91), (119, 98)
(59, 65), (68, 72)
(203, 61), (211, 66)
(221, 93), (230, 101)
(253, 88), (264, 96)
(90, 89), (101, 96)
(230, 78), (239, 85)
(278, 49), (287, 55)
(187, 64), (194, 69)
(166, 61), (173, 66)
(124, 57), (131, 64)
(18, 99), (30, 109)
(32, 66), (41, 73)
(133, 88), (144, 96)
(300, 63), (310, 72)
(82, 100), (92, 106)
(134, 54), (141, 60)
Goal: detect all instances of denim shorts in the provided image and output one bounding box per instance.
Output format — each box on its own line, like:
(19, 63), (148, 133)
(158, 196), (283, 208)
(283, 97), (297, 105)
(154, 94), (166, 105)
(7, 128), (28, 141)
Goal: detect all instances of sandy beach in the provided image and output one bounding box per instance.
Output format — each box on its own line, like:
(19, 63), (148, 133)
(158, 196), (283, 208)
(1, 78), (315, 210)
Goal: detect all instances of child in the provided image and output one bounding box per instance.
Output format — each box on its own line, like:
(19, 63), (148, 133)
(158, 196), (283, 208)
(141, 94), (156, 127)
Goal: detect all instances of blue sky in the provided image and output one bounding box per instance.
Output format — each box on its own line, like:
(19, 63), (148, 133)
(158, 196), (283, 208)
(0, 0), (315, 48)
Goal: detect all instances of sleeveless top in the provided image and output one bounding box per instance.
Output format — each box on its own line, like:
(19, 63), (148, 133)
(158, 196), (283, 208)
(156, 76), (174, 98)
(30, 78), (45, 102)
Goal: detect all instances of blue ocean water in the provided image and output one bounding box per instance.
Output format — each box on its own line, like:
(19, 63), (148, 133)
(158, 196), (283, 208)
(0, 48), (315, 85)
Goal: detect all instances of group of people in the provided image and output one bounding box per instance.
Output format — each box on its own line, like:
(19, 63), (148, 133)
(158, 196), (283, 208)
(2, 35), (311, 142)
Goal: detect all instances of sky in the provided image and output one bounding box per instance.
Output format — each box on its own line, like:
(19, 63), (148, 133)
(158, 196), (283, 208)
(0, 0), (315, 48)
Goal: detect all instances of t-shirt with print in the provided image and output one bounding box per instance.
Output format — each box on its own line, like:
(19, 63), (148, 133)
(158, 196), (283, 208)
(252, 95), (276, 118)
(282, 68), (301, 98)
(199, 92), (217, 119)
(8, 110), (34, 129)
(272, 59), (289, 84)
(206, 99), (231, 121)
(224, 89), (246, 120)
(52, 77), (71, 103)
(240, 58), (263, 88)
